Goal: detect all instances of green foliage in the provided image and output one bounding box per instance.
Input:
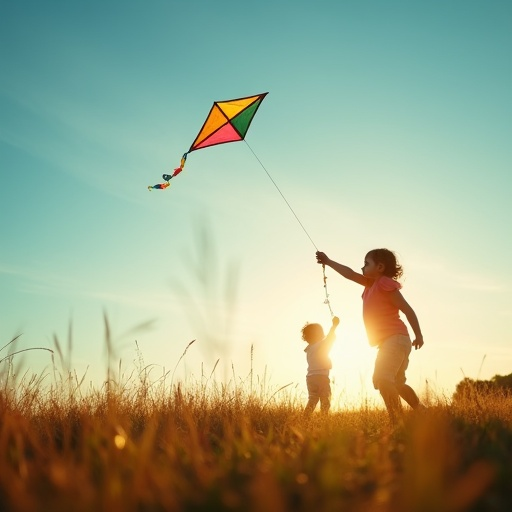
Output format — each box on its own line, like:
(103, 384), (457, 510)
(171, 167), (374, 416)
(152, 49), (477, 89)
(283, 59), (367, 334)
(453, 373), (512, 403)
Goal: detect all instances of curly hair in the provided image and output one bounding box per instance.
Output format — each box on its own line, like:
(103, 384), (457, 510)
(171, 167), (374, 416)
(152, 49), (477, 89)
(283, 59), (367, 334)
(301, 323), (324, 343)
(366, 248), (403, 280)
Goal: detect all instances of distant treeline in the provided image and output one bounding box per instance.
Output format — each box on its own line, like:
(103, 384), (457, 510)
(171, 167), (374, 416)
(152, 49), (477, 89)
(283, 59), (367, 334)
(453, 373), (512, 401)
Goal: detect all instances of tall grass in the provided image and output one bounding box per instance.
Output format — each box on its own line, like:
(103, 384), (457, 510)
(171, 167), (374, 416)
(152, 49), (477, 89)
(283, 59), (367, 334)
(0, 343), (511, 512)
(2, 229), (510, 511)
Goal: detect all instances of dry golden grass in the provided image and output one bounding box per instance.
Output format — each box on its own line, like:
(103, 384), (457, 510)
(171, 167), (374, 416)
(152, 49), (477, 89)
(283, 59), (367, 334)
(1, 351), (511, 512)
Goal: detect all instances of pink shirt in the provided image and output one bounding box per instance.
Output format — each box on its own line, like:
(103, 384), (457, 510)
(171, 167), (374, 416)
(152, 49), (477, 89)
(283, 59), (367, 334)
(362, 276), (409, 347)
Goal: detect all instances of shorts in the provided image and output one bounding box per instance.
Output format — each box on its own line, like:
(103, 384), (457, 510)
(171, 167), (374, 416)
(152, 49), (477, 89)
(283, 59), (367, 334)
(306, 374), (331, 399)
(372, 334), (412, 390)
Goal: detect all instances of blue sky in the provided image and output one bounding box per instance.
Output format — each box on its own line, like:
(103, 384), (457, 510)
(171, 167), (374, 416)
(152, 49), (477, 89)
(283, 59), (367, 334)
(1, 0), (511, 405)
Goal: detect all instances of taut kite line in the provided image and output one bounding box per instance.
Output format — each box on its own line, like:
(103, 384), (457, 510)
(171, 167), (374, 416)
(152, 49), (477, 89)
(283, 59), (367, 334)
(148, 92), (268, 190)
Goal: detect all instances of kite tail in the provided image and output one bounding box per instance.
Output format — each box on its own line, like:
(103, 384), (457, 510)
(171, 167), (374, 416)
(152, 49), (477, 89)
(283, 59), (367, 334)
(147, 153), (188, 191)
(148, 181), (170, 191)
(174, 152), (188, 177)
(165, 153), (188, 180)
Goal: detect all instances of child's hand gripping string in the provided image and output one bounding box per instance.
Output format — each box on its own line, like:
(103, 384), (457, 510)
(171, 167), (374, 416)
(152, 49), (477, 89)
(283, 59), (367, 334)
(316, 251), (330, 265)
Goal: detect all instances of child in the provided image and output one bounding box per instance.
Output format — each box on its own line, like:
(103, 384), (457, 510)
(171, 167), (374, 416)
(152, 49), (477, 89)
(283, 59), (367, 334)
(316, 249), (424, 423)
(301, 315), (340, 415)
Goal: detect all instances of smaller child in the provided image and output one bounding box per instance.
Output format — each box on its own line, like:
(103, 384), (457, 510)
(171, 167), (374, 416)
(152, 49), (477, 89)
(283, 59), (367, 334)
(301, 316), (340, 415)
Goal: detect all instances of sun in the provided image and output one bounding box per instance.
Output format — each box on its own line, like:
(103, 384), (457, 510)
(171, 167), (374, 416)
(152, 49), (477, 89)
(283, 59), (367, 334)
(328, 326), (379, 408)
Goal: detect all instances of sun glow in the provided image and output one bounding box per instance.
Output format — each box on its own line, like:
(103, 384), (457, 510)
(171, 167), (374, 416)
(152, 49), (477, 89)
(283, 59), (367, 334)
(328, 327), (380, 409)
(259, 280), (385, 411)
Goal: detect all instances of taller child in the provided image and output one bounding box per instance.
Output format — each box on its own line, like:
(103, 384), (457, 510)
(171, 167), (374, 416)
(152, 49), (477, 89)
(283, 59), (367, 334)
(316, 249), (424, 423)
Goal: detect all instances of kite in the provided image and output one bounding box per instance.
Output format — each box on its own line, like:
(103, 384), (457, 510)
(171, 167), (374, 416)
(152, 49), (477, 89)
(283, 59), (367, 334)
(148, 92), (268, 191)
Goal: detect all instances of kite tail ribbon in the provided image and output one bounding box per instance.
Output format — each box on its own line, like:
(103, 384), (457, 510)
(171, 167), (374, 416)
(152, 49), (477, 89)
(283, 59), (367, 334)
(147, 153), (188, 191)
(148, 181), (170, 191)
(165, 153), (188, 180)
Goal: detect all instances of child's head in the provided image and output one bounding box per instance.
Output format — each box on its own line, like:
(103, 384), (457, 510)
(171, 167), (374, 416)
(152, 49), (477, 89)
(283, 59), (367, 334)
(301, 322), (325, 344)
(365, 248), (403, 280)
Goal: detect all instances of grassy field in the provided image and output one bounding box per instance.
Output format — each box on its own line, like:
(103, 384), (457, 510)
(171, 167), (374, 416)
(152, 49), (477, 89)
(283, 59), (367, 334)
(1, 352), (511, 512)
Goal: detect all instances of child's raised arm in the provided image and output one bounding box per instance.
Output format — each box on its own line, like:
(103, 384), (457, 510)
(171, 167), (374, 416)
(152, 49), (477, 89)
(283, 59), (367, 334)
(323, 316), (340, 351)
(316, 252), (370, 287)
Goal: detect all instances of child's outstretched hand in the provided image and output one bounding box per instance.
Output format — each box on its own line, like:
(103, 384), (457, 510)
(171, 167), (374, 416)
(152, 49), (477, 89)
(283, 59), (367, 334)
(332, 316), (340, 328)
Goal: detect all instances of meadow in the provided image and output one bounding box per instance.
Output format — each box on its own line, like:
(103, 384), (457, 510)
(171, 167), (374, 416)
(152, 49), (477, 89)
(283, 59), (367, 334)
(1, 338), (511, 512)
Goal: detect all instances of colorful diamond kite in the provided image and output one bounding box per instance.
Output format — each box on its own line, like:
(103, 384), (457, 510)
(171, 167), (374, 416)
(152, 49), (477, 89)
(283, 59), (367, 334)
(148, 92), (268, 191)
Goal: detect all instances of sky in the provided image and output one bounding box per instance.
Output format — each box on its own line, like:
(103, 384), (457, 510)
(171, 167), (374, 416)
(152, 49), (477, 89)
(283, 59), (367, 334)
(1, 0), (511, 408)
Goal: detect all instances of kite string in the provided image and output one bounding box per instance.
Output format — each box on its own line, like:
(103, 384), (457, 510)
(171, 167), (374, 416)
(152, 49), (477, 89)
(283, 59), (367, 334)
(244, 141), (318, 251)
(244, 140), (334, 318)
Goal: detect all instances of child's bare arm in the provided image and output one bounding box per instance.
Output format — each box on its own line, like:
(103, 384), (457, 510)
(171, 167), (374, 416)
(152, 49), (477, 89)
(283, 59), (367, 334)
(316, 252), (370, 287)
(390, 291), (424, 350)
(323, 316), (340, 351)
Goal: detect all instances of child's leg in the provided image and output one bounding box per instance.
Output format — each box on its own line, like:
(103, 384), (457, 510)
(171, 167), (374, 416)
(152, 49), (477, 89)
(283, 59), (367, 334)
(304, 376), (320, 415)
(373, 335), (409, 424)
(378, 380), (402, 424)
(395, 344), (422, 409)
(319, 377), (332, 414)
(397, 383), (420, 409)
(304, 396), (319, 415)
(319, 395), (331, 414)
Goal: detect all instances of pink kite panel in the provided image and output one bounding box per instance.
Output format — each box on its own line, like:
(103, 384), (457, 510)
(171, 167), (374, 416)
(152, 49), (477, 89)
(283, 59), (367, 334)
(192, 123), (242, 151)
